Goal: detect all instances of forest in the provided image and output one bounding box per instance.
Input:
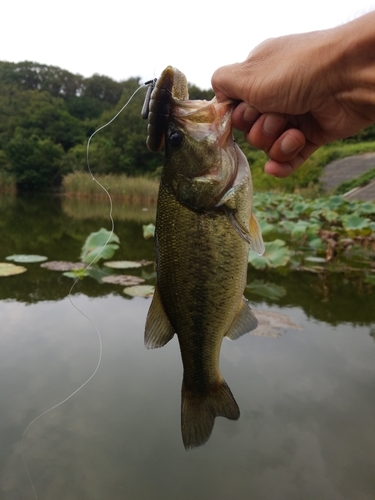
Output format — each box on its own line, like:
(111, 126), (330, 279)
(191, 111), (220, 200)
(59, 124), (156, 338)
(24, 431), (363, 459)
(0, 61), (214, 191)
(1, 60), (375, 193)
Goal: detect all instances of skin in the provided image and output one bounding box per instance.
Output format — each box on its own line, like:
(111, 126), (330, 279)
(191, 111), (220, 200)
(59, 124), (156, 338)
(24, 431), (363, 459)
(211, 12), (375, 178)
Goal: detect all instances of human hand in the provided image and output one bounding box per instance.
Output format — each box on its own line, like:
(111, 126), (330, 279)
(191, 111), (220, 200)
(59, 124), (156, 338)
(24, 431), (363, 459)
(212, 13), (375, 177)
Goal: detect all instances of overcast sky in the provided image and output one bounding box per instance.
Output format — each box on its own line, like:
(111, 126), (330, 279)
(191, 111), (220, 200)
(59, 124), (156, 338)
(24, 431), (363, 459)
(2, 0), (375, 89)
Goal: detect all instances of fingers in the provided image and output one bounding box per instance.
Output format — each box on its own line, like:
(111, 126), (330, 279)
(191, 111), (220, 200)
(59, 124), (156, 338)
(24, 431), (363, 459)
(264, 141), (320, 177)
(233, 103), (313, 176)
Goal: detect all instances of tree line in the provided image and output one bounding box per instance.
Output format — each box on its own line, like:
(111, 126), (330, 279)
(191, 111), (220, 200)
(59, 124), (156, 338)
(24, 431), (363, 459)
(1, 61), (374, 192)
(0, 61), (214, 191)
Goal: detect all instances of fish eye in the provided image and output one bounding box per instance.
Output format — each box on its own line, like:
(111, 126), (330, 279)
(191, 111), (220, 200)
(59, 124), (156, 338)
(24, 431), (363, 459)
(168, 130), (184, 147)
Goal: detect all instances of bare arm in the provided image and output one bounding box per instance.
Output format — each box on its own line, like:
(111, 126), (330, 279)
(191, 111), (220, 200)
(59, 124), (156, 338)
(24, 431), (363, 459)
(212, 12), (375, 177)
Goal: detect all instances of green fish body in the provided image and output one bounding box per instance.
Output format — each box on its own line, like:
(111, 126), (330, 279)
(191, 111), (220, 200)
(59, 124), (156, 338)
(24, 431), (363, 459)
(144, 67), (264, 449)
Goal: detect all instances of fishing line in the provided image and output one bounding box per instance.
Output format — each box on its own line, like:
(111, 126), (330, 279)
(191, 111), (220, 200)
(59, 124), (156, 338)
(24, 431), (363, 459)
(22, 81), (151, 500)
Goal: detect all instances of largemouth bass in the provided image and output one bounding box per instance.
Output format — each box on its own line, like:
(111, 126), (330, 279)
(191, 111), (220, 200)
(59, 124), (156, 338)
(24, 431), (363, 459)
(144, 67), (264, 450)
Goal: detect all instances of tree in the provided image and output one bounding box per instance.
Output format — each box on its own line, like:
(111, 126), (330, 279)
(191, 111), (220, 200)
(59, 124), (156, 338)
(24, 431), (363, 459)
(5, 128), (64, 191)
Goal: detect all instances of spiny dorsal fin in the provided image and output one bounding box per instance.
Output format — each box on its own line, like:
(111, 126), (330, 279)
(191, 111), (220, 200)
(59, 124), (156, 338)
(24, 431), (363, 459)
(225, 298), (258, 340)
(144, 285), (175, 348)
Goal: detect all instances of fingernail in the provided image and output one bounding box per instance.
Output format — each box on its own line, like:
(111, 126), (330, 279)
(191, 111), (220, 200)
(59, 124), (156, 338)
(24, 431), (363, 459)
(263, 114), (286, 136)
(280, 135), (303, 154)
(243, 105), (259, 124)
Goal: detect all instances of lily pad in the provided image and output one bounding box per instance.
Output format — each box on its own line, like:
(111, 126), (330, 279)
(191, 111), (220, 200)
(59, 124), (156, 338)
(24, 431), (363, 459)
(248, 240), (291, 269)
(123, 285), (154, 298)
(104, 260), (143, 269)
(6, 254), (47, 263)
(0, 262), (27, 276)
(41, 261), (85, 271)
(102, 275), (145, 286)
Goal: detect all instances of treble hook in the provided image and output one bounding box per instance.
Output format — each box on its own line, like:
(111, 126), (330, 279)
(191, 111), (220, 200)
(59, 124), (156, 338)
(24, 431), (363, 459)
(141, 78), (157, 119)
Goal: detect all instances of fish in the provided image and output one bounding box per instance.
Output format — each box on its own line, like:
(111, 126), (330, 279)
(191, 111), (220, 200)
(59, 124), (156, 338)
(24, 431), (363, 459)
(144, 66), (264, 450)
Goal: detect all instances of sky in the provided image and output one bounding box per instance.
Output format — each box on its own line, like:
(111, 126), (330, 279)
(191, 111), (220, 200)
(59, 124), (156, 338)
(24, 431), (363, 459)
(2, 0), (375, 89)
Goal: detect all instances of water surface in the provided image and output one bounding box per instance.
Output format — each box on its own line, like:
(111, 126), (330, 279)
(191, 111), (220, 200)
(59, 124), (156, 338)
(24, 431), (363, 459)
(0, 194), (374, 500)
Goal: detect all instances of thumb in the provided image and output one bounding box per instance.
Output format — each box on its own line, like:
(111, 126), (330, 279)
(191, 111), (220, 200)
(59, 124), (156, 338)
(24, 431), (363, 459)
(211, 63), (245, 102)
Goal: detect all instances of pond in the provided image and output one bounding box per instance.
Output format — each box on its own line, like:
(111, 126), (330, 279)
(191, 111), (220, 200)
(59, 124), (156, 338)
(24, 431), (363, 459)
(0, 194), (374, 500)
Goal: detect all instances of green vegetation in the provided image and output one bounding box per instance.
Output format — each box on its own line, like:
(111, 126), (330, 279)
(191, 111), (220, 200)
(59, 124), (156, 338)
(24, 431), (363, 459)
(334, 167), (375, 194)
(0, 61), (212, 192)
(1, 60), (375, 195)
(243, 139), (375, 193)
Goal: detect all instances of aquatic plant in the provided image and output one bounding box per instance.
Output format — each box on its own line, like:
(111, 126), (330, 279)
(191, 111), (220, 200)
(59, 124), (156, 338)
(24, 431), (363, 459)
(80, 228), (120, 264)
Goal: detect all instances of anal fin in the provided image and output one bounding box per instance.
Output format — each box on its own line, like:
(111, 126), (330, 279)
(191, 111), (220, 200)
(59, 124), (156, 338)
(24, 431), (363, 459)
(226, 298), (258, 340)
(144, 284), (175, 348)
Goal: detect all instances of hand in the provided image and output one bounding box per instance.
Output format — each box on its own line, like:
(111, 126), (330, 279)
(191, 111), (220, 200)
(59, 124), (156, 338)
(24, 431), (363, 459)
(212, 12), (375, 177)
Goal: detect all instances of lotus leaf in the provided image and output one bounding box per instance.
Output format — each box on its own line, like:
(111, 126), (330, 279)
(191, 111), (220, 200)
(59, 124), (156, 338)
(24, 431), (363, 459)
(143, 223), (155, 239)
(342, 214), (371, 231)
(246, 280), (286, 300)
(291, 202), (309, 215)
(6, 254), (47, 263)
(321, 209), (340, 223)
(356, 202), (375, 215)
(258, 220), (275, 236)
(307, 235), (325, 251)
(248, 239), (291, 269)
(80, 228), (120, 264)
(326, 196), (346, 210)
(123, 285), (154, 297)
(0, 262), (27, 276)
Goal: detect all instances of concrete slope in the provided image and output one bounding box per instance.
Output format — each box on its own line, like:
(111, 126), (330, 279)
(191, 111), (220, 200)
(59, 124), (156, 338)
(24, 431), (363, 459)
(321, 151), (375, 201)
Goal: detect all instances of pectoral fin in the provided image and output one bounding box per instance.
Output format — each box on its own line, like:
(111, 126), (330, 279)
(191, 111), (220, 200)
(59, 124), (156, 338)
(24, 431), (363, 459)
(249, 212), (265, 255)
(223, 207), (264, 255)
(144, 285), (175, 348)
(225, 298), (258, 340)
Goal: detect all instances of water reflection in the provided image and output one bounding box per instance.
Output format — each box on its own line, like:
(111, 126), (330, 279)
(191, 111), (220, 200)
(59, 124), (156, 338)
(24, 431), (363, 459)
(0, 194), (374, 499)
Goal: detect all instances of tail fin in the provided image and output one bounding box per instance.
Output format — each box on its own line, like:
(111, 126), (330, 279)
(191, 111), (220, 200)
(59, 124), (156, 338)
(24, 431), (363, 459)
(181, 379), (240, 450)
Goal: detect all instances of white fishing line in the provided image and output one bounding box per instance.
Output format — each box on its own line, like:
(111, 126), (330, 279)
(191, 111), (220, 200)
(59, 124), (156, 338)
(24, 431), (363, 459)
(22, 82), (149, 500)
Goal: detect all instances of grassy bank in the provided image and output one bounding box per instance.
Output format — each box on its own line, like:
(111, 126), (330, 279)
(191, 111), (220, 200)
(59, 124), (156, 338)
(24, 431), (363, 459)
(63, 172), (160, 203)
(246, 140), (375, 193)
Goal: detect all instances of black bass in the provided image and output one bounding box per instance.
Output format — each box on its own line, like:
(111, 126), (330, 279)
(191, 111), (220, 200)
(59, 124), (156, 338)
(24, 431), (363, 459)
(144, 67), (264, 449)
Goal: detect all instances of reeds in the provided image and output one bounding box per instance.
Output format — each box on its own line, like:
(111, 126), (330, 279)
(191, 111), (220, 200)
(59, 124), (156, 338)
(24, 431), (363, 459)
(63, 172), (159, 204)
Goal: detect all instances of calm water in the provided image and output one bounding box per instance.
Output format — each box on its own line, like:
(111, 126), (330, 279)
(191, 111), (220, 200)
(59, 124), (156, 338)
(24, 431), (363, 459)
(0, 194), (374, 500)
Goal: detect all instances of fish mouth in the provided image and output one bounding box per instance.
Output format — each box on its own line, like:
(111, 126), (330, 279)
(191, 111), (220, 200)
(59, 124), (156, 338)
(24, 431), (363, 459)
(173, 97), (235, 149)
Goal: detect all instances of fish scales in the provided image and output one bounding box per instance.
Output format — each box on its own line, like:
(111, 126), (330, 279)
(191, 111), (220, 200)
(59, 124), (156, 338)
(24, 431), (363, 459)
(144, 66), (264, 449)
